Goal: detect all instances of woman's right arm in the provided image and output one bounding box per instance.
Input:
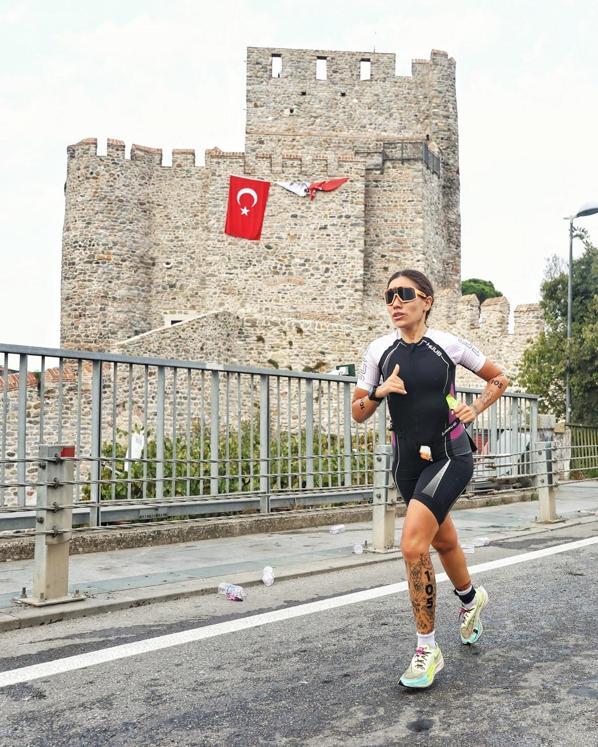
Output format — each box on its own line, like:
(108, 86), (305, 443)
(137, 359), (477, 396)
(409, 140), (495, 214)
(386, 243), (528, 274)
(352, 364), (407, 423)
(351, 387), (380, 423)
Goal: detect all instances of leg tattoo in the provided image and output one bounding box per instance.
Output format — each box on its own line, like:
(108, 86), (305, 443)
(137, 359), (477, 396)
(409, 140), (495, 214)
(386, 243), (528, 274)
(406, 553), (436, 633)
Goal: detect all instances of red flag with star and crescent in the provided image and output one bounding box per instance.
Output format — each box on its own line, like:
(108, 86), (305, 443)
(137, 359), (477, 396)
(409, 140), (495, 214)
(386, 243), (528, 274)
(225, 175), (271, 240)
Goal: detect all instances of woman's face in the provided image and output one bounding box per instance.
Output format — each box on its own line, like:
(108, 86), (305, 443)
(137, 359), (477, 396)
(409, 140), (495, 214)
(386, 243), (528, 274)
(385, 275), (432, 329)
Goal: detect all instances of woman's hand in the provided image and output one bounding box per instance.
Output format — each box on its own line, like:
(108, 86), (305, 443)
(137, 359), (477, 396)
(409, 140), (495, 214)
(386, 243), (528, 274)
(378, 364), (407, 396)
(451, 401), (478, 424)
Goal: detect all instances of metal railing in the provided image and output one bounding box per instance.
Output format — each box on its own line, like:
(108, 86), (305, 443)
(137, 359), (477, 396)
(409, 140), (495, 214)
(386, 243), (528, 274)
(0, 343), (542, 527)
(556, 424), (598, 482)
(355, 140), (442, 177)
(7, 440), (565, 610)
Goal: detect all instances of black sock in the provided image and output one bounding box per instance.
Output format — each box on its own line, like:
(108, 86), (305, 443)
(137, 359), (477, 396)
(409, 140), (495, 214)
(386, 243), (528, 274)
(454, 584), (476, 606)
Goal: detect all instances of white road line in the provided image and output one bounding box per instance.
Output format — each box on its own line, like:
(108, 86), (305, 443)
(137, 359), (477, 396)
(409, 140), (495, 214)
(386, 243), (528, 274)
(0, 535), (596, 689)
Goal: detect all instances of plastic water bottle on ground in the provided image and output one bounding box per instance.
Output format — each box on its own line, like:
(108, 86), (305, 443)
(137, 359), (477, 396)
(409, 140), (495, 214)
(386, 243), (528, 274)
(262, 566), (275, 586)
(217, 582), (246, 601)
(329, 524), (346, 534)
(353, 543), (364, 555)
(473, 537), (490, 547)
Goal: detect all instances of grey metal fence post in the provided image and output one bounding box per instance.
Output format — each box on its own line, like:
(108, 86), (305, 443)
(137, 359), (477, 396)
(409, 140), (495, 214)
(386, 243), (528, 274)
(17, 445), (84, 607)
(17, 354), (28, 508)
(343, 382), (352, 487)
(156, 366), (166, 501)
(305, 380), (314, 490)
(90, 360), (102, 526)
(489, 401), (498, 454)
(529, 398), (538, 475)
(210, 370), (220, 496)
(511, 397), (521, 475)
(377, 399), (387, 446)
(259, 375), (271, 513)
(371, 444), (397, 552)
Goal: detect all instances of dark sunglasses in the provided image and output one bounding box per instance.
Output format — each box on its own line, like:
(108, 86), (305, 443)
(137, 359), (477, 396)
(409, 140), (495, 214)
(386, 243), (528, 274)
(384, 286), (427, 305)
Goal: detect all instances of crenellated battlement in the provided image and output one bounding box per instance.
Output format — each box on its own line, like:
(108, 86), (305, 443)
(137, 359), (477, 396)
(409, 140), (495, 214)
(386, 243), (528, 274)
(68, 138), (202, 168)
(66, 138), (368, 178)
(246, 46), (453, 85)
(451, 295), (543, 386)
(456, 294), (542, 338)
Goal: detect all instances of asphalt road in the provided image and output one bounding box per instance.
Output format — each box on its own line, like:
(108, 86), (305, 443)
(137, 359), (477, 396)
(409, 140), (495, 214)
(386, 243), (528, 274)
(0, 522), (597, 746)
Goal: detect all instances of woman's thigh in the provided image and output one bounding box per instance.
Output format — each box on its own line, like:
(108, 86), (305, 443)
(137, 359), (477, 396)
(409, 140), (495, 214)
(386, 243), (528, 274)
(410, 453), (474, 525)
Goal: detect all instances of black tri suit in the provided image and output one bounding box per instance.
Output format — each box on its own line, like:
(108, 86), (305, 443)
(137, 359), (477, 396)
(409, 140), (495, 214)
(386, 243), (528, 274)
(357, 328), (487, 525)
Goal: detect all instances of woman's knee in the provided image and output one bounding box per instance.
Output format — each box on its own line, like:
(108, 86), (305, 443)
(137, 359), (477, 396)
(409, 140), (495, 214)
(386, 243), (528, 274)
(400, 534), (430, 563)
(432, 524), (459, 555)
(432, 535), (458, 555)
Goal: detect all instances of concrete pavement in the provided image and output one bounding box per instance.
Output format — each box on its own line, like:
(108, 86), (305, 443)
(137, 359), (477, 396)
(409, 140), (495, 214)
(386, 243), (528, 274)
(0, 481), (595, 631)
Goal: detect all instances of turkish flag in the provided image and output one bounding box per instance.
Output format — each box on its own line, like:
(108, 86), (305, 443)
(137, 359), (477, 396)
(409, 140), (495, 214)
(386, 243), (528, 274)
(225, 175), (270, 240)
(307, 177), (349, 201)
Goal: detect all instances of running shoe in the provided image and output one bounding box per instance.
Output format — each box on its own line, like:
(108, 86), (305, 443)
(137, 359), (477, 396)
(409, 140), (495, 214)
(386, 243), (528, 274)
(399, 644), (444, 689)
(459, 585), (489, 644)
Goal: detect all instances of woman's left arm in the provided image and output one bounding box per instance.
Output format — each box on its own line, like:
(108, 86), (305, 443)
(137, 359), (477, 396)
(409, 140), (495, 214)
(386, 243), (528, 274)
(451, 360), (509, 424)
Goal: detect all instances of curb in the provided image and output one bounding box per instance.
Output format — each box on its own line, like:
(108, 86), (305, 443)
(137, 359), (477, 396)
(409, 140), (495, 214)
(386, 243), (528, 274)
(0, 489), (536, 562)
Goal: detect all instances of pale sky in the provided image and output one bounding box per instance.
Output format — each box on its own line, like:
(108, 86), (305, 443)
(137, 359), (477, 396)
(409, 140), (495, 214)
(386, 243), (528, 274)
(1, 0), (597, 348)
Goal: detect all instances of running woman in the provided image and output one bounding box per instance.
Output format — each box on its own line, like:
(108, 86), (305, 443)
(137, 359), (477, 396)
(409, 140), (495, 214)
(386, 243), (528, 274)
(352, 269), (508, 689)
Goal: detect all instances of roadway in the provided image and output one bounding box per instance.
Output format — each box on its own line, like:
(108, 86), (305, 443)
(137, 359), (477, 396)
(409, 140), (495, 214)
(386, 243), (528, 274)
(0, 521), (596, 746)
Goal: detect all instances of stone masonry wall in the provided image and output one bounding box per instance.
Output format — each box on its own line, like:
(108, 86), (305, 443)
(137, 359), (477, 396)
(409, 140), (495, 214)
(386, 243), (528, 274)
(115, 311), (245, 364)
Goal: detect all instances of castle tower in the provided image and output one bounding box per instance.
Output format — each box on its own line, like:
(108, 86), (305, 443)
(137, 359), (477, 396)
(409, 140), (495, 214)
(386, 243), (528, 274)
(61, 139), (154, 350)
(245, 47), (461, 306)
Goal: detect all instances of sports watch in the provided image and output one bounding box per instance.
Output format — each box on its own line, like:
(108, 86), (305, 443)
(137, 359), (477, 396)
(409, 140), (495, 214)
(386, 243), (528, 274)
(368, 385), (383, 403)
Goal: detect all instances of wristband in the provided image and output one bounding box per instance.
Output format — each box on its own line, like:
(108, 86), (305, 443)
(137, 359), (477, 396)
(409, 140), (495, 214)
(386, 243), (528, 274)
(368, 385), (383, 403)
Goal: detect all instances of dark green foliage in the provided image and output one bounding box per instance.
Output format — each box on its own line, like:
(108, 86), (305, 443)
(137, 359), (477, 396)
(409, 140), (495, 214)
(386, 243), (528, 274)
(517, 232), (598, 423)
(461, 278), (503, 304)
(87, 424), (377, 501)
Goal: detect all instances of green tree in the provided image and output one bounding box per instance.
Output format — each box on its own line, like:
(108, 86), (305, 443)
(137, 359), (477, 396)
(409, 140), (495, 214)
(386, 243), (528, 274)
(461, 278), (503, 304)
(517, 230), (598, 423)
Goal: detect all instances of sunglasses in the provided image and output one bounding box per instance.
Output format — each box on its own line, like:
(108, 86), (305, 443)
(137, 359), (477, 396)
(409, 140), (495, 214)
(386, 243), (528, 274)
(384, 286), (428, 305)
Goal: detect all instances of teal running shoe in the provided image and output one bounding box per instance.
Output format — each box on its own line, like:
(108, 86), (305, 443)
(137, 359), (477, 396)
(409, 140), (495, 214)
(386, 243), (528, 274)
(459, 585), (489, 644)
(399, 644), (444, 689)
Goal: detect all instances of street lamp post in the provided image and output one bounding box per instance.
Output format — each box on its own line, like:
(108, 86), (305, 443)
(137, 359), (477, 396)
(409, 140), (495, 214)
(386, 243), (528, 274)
(564, 202), (598, 423)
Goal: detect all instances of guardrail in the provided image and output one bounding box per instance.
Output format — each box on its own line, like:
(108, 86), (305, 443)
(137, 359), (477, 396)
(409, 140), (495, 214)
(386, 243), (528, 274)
(9, 440), (563, 609)
(0, 343), (542, 528)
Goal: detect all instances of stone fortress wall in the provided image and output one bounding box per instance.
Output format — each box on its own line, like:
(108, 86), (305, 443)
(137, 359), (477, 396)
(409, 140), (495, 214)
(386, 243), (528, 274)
(61, 46), (542, 387)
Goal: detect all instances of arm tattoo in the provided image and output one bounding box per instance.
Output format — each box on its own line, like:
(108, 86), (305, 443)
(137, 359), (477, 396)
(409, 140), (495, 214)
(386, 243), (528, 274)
(359, 398), (365, 411)
(474, 374), (507, 414)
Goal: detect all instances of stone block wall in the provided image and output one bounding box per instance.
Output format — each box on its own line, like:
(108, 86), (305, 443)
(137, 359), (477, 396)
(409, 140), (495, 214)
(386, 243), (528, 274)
(452, 295), (544, 388)
(115, 311), (245, 364)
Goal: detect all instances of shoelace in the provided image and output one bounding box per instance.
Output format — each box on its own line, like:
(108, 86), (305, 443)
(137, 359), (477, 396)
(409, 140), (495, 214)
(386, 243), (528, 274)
(413, 646), (432, 670)
(459, 606), (473, 624)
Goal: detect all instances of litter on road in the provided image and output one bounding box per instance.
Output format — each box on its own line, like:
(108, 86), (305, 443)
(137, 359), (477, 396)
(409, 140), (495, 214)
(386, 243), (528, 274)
(217, 582), (246, 601)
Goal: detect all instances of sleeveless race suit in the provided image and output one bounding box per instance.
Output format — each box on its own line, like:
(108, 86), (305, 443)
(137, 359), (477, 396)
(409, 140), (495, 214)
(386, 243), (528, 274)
(357, 328), (487, 524)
